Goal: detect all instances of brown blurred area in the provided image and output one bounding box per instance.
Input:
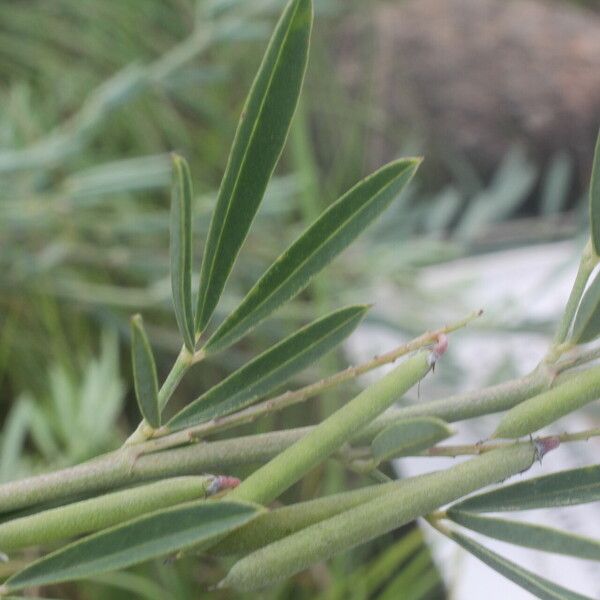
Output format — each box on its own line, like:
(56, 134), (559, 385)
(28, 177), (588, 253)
(333, 0), (600, 193)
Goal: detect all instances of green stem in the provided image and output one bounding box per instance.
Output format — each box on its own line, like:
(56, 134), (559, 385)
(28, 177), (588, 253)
(219, 444), (539, 591)
(210, 480), (407, 556)
(125, 346), (194, 445)
(229, 351), (432, 505)
(146, 310), (482, 451)
(0, 430), (306, 514)
(493, 364), (600, 439)
(0, 476), (216, 551)
(0, 365), (552, 513)
(0, 352), (577, 514)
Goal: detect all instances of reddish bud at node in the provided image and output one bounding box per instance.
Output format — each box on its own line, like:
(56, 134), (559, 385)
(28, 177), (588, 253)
(428, 334), (449, 368)
(207, 475), (241, 495)
(217, 475), (241, 490)
(534, 436), (560, 462)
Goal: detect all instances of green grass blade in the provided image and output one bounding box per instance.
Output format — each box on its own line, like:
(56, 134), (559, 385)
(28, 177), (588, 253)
(168, 305), (368, 430)
(451, 464), (600, 513)
(195, 0), (313, 333)
(445, 530), (593, 600)
(589, 129), (600, 255)
(2, 501), (260, 593)
(371, 417), (453, 463)
(448, 511), (600, 561)
(205, 158), (420, 353)
(130, 314), (160, 428)
(170, 154), (195, 352)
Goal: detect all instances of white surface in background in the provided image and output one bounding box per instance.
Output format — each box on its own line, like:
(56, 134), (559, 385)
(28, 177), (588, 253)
(345, 241), (600, 599)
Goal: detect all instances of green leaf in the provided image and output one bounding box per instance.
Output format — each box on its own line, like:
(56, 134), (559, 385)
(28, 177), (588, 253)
(3, 501), (260, 592)
(205, 158), (420, 353)
(447, 511), (600, 561)
(451, 464), (600, 513)
(570, 269), (600, 343)
(589, 129), (600, 255)
(170, 154), (195, 352)
(445, 530), (594, 600)
(371, 417), (453, 463)
(168, 305), (368, 430)
(130, 315), (160, 428)
(195, 0), (313, 333)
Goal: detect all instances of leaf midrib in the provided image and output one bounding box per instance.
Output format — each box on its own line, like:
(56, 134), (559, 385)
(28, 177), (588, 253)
(172, 307), (362, 426)
(208, 164), (410, 349)
(198, 0), (304, 326)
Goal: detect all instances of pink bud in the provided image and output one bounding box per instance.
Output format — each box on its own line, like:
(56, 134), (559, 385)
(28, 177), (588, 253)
(207, 475), (241, 495)
(534, 436), (560, 462)
(428, 333), (449, 369)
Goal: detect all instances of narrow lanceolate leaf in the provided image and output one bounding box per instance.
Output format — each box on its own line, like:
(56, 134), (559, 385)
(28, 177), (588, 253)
(195, 0), (313, 333)
(168, 305), (368, 430)
(130, 315), (160, 428)
(447, 511), (600, 561)
(570, 269), (600, 343)
(451, 464), (600, 513)
(444, 530), (594, 600)
(170, 154), (195, 352)
(2, 501), (260, 593)
(371, 417), (453, 463)
(589, 129), (600, 256)
(205, 158), (420, 353)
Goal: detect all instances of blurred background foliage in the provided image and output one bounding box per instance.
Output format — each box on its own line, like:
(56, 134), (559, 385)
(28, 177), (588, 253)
(1, 0), (599, 597)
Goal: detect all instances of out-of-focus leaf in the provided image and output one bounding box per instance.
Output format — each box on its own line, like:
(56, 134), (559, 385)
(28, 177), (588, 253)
(455, 146), (537, 241)
(445, 530), (593, 599)
(170, 154), (195, 352)
(130, 315), (160, 428)
(571, 270), (600, 343)
(195, 0), (313, 333)
(3, 501), (261, 592)
(0, 399), (34, 483)
(589, 130), (600, 255)
(541, 152), (572, 215)
(205, 158), (420, 353)
(447, 511), (600, 561)
(371, 418), (453, 463)
(168, 305), (368, 430)
(451, 465), (600, 513)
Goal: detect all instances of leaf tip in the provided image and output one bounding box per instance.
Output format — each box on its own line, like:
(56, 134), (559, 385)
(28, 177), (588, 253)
(131, 313), (143, 328)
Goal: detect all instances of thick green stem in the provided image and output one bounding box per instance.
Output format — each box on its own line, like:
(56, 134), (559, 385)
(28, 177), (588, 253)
(493, 364), (600, 438)
(0, 476), (215, 551)
(146, 310), (482, 450)
(0, 451), (134, 514)
(211, 480), (404, 556)
(220, 444), (539, 591)
(229, 352), (432, 505)
(0, 430), (307, 514)
(0, 364), (556, 514)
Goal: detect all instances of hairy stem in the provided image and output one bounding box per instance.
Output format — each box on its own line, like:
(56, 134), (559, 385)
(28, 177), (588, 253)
(0, 476), (217, 551)
(144, 310), (482, 452)
(229, 352), (432, 505)
(220, 443), (541, 591)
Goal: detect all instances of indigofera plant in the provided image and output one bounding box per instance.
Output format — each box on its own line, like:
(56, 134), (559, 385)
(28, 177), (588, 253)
(1, 0), (600, 597)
